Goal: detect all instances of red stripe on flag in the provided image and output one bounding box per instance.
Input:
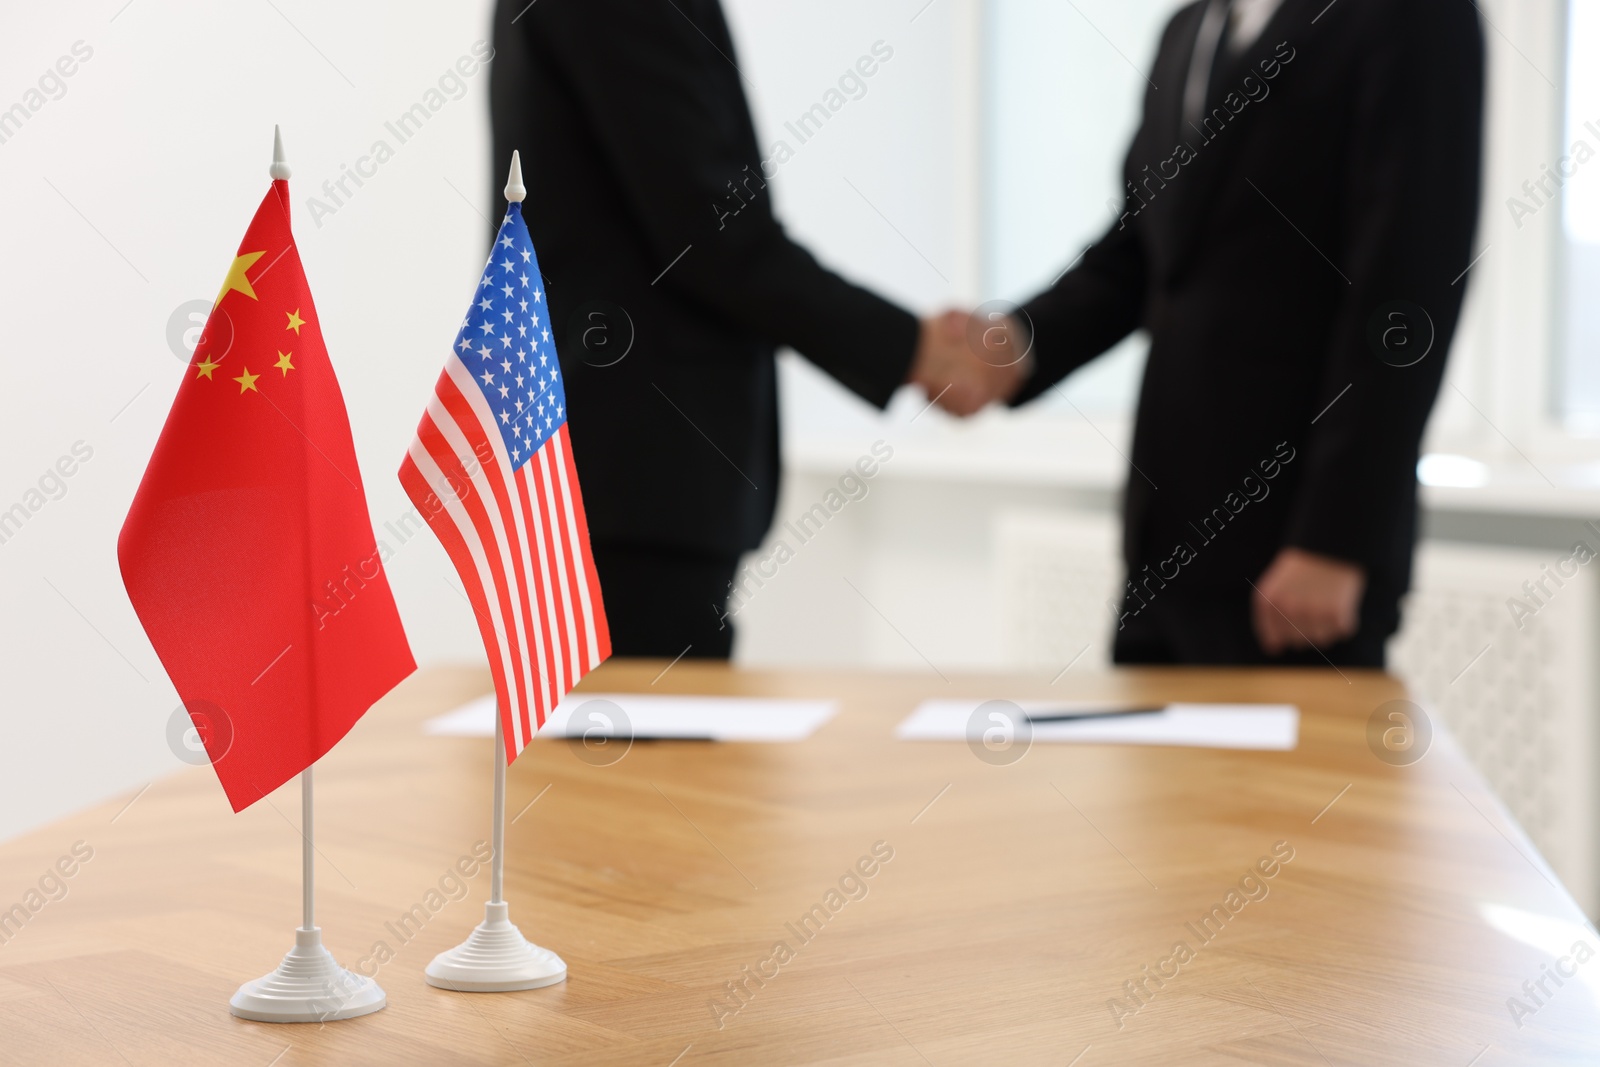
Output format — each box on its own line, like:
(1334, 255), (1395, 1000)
(511, 465), (559, 732)
(416, 408), (532, 746)
(557, 424), (610, 663)
(436, 373), (544, 743)
(516, 460), (562, 717)
(400, 454), (519, 766)
(529, 451), (569, 701)
(547, 437), (592, 673)
(537, 446), (581, 684)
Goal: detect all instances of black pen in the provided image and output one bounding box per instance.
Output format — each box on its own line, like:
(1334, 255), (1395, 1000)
(1024, 706), (1168, 724)
(558, 734), (717, 742)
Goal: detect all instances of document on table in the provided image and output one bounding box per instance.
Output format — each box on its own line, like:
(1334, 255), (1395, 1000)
(424, 692), (839, 742)
(896, 701), (1299, 750)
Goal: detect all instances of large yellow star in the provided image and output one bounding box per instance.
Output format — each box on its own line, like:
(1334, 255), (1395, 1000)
(195, 357), (221, 380)
(233, 367), (260, 393)
(285, 309), (306, 334)
(274, 350), (295, 376)
(215, 250), (266, 307)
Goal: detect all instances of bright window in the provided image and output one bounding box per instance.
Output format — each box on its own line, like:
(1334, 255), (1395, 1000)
(1560, 0), (1600, 427)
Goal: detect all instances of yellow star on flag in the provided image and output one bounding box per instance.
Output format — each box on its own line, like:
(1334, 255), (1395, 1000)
(274, 351), (295, 376)
(233, 367), (260, 393)
(215, 250), (266, 307)
(285, 309), (306, 334)
(195, 357), (221, 380)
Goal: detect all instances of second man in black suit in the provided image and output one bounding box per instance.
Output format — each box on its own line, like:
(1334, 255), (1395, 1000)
(1000, 0), (1484, 666)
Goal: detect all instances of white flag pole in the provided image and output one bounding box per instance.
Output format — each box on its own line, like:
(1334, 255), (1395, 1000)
(490, 712), (505, 905)
(424, 151), (567, 992)
(226, 128), (387, 1025)
(303, 766), (315, 928)
(424, 695), (566, 991)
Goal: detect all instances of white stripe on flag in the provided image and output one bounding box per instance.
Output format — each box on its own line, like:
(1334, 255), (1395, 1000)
(520, 459), (567, 702)
(442, 355), (554, 727)
(551, 431), (601, 671)
(538, 446), (582, 682)
(406, 439), (527, 751)
(425, 392), (538, 747)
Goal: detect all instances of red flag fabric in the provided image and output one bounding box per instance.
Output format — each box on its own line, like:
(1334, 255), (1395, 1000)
(119, 179), (414, 812)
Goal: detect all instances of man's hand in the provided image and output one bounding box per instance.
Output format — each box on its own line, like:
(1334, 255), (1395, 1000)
(1250, 548), (1366, 655)
(908, 309), (1030, 416)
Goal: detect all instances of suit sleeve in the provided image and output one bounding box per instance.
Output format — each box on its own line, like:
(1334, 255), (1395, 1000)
(505, 0), (918, 408)
(1010, 213), (1149, 406)
(1281, 0), (1484, 572)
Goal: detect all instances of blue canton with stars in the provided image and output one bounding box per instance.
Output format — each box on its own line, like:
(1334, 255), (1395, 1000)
(455, 203), (564, 470)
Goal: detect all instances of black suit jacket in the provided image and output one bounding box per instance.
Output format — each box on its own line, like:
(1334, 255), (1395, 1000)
(490, 0), (919, 556)
(1016, 0), (1484, 621)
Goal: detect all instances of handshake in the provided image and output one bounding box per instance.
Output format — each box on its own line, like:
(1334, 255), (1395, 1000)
(907, 308), (1034, 416)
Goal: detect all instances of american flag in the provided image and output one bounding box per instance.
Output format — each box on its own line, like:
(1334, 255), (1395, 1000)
(400, 200), (610, 762)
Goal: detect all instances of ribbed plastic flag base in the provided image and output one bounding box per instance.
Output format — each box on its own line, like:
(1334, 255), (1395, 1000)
(229, 927), (386, 1022)
(425, 901), (567, 992)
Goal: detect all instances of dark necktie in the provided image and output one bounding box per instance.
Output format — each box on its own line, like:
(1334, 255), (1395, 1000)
(1182, 0), (1236, 129)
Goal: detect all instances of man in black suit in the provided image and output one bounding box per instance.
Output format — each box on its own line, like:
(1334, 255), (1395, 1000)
(490, 0), (1021, 659)
(1002, 0), (1484, 666)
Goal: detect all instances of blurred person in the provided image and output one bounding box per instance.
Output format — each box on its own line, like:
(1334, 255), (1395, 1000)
(998, 0), (1484, 666)
(490, 0), (1022, 660)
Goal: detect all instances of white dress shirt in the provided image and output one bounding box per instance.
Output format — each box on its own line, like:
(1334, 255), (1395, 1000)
(1229, 0), (1286, 52)
(1182, 0), (1287, 126)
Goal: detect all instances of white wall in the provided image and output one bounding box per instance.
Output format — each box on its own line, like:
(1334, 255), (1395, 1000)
(0, 0), (510, 841)
(0, 0), (986, 842)
(984, 0), (1179, 415)
(739, 0), (1180, 670)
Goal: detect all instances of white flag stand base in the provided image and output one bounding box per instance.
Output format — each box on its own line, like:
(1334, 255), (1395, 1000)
(229, 926), (386, 1023)
(424, 901), (567, 992)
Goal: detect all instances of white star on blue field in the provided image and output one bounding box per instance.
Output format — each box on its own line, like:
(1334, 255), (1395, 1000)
(452, 203), (564, 469)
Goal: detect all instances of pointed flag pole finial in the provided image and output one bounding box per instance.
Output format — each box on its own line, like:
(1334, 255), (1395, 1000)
(270, 125), (291, 181)
(504, 150), (526, 204)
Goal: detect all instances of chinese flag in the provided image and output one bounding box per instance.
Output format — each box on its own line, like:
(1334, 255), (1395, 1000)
(119, 177), (413, 812)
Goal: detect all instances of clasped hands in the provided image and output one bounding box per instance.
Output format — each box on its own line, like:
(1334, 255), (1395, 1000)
(908, 309), (1032, 416)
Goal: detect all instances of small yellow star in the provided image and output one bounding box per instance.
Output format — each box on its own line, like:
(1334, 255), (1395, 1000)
(215, 250), (266, 307)
(285, 309), (306, 334)
(274, 350), (295, 376)
(233, 367), (260, 393)
(195, 357), (221, 380)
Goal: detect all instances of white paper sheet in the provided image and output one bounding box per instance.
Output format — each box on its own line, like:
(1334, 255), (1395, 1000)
(424, 692), (839, 742)
(896, 700), (1299, 751)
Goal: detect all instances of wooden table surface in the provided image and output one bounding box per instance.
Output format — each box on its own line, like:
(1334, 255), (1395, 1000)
(1, 662), (1597, 1065)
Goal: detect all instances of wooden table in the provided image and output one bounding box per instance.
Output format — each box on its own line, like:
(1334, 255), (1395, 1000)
(2, 663), (1597, 1065)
